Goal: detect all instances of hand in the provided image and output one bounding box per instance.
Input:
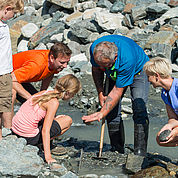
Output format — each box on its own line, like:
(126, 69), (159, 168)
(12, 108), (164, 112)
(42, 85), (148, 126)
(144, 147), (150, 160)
(156, 127), (178, 147)
(46, 157), (57, 164)
(82, 112), (103, 123)
(166, 127), (178, 143)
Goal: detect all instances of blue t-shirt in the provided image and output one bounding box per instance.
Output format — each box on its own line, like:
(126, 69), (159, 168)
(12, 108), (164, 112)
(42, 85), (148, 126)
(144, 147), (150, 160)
(90, 35), (149, 88)
(161, 78), (178, 115)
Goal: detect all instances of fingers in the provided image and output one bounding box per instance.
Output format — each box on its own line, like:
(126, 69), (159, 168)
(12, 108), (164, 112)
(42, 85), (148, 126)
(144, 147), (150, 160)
(47, 158), (57, 164)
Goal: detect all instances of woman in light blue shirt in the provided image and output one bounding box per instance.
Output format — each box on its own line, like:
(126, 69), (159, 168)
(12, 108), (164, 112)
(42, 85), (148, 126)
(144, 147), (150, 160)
(144, 57), (178, 147)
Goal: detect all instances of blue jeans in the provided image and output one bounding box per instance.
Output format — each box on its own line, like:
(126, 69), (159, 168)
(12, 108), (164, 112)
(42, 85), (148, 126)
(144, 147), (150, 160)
(106, 70), (150, 125)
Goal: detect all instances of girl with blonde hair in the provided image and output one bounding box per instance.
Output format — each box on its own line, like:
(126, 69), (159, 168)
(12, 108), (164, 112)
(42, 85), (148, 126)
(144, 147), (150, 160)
(143, 57), (178, 147)
(11, 74), (81, 164)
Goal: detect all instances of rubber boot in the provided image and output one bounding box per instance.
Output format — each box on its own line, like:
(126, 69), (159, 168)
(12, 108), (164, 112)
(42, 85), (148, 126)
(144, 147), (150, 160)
(107, 120), (125, 154)
(134, 122), (149, 156)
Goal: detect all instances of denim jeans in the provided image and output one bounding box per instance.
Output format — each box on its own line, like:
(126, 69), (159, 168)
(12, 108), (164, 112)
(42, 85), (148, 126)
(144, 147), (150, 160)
(106, 70), (150, 125)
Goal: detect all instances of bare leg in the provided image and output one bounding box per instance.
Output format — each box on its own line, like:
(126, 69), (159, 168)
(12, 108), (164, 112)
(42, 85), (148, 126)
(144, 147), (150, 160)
(54, 115), (72, 136)
(0, 113), (2, 140)
(2, 112), (12, 128)
(12, 89), (17, 117)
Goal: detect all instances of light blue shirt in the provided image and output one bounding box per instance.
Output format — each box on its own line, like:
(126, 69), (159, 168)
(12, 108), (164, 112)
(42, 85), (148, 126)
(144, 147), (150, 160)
(161, 78), (178, 115)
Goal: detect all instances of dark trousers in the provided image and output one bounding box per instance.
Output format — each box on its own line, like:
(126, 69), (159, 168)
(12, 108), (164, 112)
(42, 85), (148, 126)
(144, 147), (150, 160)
(106, 70), (150, 124)
(16, 83), (38, 104)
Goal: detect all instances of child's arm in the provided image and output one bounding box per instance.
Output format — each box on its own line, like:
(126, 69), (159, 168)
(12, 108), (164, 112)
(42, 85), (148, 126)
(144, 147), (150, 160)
(42, 98), (59, 164)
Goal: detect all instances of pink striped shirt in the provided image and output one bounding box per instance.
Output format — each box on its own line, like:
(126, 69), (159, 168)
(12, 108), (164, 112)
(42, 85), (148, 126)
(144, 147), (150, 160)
(12, 92), (47, 137)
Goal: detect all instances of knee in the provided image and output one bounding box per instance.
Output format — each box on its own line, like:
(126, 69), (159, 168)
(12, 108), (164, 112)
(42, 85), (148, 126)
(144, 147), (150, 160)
(66, 116), (72, 127)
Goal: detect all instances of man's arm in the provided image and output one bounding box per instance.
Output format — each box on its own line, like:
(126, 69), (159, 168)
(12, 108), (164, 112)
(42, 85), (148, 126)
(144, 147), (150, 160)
(100, 85), (125, 118)
(92, 66), (106, 106)
(92, 66), (105, 93)
(82, 85), (125, 122)
(11, 72), (31, 100)
(40, 74), (54, 91)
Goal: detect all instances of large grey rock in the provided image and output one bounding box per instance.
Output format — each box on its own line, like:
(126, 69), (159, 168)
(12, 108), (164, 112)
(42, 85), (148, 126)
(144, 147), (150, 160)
(125, 0), (157, 6)
(145, 31), (178, 49)
(131, 5), (147, 22)
(0, 135), (43, 176)
(146, 3), (170, 14)
(97, 0), (113, 10)
(28, 21), (65, 49)
(70, 25), (93, 44)
(94, 9), (124, 32)
(110, 0), (125, 13)
(47, 0), (78, 9)
(125, 154), (145, 173)
(122, 14), (134, 29)
(48, 4), (62, 16)
(153, 6), (178, 25)
(21, 23), (39, 38)
(150, 43), (172, 59)
(24, 6), (36, 16)
(61, 171), (78, 178)
(75, 1), (97, 12)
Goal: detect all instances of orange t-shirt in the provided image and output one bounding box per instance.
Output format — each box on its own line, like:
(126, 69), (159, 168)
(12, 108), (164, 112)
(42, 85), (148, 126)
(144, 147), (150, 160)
(13, 50), (58, 83)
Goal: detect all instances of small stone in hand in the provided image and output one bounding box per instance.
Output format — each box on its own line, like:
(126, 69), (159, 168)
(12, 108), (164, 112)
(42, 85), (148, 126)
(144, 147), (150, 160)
(159, 129), (171, 142)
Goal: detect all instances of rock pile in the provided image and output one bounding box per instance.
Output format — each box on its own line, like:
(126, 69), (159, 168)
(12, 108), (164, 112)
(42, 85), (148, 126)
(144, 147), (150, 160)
(7, 0), (178, 113)
(9, 0), (178, 65)
(2, 0), (178, 177)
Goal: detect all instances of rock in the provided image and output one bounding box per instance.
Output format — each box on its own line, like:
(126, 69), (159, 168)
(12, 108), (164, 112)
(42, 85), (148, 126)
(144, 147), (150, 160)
(97, 0), (113, 10)
(150, 43), (172, 59)
(17, 39), (29, 52)
(94, 9), (124, 32)
(123, 3), (136, 14)
(47, 0), (78, 9)
(131, 165), (170, 177)
(110, 1), (125, 13)
(65, 11), (83, 23)
(28, 21), (65, 49)
(75, 1), (97, 12)
(2, 128), (11, 137)
(0, 135), (43, 176)
(146, 3), (170, 14)
(131, 5), (147, 22)
(153, 6), (178, 25)
(168, 0), (178, 7)
(144, 31), (178, 49)
(24, 6), (36, 16)
(125, 154), (145, 173)
(61, 171), (78, 178)
(158, 129), (171, 142)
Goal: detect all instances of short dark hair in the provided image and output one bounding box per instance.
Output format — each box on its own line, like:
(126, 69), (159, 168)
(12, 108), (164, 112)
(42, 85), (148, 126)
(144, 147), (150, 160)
(49, 42), (72, 59)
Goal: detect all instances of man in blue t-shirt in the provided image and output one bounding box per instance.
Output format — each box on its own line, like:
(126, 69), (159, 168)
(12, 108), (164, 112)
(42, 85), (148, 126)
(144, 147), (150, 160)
(82, 35), (150, 156)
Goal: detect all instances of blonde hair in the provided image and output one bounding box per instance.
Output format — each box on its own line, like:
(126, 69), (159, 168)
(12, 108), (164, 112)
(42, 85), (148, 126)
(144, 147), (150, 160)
(32, 74), (81, 106)
(0, 0), (24, 13)
(143, 57), (172, 78)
